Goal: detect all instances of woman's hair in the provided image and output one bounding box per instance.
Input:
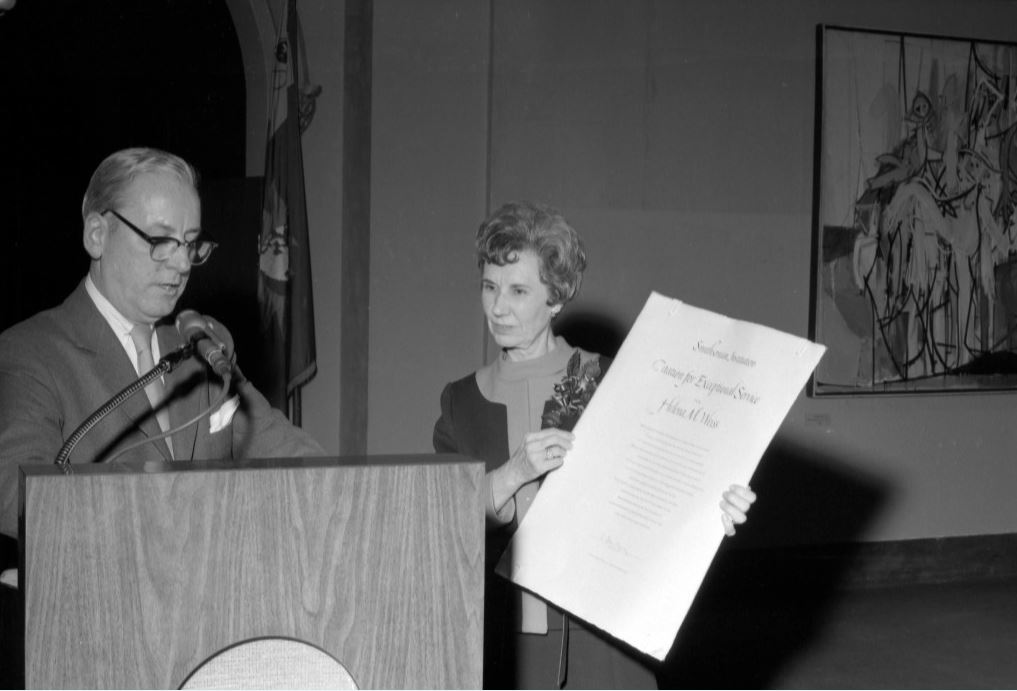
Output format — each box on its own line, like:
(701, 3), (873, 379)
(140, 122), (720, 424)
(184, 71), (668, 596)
(81, 147), (199, 220)
(475, 201), (587, 306)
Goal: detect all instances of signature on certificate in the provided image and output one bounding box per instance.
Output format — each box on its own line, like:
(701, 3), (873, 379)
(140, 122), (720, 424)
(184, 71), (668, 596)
(598, 532), (637, 559)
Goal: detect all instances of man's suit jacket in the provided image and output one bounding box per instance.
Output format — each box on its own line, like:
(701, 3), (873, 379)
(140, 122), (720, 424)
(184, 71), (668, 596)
(0, 280), (325, 537)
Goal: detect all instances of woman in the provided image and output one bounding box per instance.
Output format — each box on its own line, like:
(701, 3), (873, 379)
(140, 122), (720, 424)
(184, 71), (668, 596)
(433, 201), (756, 689)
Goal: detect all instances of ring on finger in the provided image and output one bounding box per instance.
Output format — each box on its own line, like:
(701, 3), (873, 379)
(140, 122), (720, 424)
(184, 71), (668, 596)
(546, 446), (554, 460)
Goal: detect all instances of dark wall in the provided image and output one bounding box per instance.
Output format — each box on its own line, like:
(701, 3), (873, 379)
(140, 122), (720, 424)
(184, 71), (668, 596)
(0, 0), (246, 330)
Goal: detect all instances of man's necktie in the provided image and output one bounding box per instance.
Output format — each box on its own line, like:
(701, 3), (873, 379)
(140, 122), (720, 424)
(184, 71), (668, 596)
(129, 324), (173, 457)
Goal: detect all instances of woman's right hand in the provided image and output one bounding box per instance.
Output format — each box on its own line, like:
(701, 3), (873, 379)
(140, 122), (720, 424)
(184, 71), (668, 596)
(490, 428), (576, 515)
(506, 427), (576, 488)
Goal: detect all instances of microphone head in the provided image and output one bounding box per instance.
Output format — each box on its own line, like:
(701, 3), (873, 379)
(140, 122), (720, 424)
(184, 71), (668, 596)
(175, 309), (206, 343)
(174, 310), (236, 373)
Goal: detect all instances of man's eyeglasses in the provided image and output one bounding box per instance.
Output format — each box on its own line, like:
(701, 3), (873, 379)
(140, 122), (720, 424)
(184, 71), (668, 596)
(103, 209), (218, 265)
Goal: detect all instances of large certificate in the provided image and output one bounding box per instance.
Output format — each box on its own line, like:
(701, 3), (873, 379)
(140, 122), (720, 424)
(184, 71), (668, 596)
(498, 292), (825, 660)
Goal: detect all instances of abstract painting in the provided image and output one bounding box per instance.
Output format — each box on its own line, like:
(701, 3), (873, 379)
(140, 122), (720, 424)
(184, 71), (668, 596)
(812, 25), (1017, 394)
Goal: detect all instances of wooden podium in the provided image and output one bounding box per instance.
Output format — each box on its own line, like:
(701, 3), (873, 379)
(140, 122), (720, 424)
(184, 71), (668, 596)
(18, 454), (485, 689)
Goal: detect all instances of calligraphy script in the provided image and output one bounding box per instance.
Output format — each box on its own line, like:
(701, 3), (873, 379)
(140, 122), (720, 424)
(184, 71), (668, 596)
(648, 342), (762, 429)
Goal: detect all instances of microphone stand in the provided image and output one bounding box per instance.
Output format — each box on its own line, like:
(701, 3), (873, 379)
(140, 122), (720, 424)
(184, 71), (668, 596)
(54, 344), (197, 468)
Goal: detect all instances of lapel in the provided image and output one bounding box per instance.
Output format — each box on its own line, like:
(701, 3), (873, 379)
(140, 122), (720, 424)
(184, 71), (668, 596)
(157, 322), (204, 460)
(65, 283), (173, 461)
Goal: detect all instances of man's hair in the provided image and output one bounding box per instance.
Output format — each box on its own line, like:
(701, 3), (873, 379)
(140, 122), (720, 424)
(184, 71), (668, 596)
(475, 200), (587, 306)
(81, 147), (199, 221)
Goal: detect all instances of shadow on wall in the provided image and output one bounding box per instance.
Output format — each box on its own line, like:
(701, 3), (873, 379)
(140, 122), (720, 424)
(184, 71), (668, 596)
(737, 434), (892, 550)
(656, 435), (893, 688)
(555, 309), (627, 359)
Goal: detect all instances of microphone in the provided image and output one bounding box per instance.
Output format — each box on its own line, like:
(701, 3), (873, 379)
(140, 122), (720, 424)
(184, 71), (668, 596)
(175, 310), (234, 379)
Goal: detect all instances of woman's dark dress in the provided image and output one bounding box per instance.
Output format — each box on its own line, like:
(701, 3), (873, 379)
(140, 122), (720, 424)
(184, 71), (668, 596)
(434, 338), (657, 689)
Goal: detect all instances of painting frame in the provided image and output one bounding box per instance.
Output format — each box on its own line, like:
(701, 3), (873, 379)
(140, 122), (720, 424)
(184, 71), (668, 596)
(810, 24), (1017, 396)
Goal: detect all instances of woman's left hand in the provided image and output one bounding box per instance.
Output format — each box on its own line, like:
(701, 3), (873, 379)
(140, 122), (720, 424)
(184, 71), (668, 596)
(720, 484), (756, 537)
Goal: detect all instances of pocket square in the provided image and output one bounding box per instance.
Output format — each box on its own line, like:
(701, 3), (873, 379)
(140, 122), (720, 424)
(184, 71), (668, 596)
(209, 395), (240, 434)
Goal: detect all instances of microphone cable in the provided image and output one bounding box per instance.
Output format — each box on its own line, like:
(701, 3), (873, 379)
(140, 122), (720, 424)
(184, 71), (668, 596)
(102, 372), (234, 466)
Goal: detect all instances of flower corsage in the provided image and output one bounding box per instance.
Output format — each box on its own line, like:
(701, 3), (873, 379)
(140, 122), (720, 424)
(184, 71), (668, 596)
(540, 351), (605, 432)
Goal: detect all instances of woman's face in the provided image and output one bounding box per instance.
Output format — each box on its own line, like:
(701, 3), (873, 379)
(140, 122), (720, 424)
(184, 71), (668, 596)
(481, 250), (558, 361)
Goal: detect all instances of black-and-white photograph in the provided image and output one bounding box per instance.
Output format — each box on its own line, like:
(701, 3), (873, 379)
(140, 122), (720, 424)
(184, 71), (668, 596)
(1, 2), (1015, 689)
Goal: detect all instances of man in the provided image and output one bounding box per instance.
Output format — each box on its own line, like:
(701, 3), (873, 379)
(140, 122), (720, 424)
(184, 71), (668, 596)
(0, 147), (325, 538)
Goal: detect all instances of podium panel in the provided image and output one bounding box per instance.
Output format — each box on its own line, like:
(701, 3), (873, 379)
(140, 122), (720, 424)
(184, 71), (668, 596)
(19, 455), (485, 689)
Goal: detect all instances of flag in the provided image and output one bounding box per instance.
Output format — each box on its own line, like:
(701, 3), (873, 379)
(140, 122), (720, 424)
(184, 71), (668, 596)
(258, 0), (316, 416)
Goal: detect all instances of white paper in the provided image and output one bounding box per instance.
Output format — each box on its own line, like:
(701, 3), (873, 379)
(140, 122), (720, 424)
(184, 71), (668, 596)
(499, 292), (825, 660)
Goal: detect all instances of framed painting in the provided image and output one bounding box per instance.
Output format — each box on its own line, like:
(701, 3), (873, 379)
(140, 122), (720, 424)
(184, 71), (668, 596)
(812, 25), (1017, 394)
